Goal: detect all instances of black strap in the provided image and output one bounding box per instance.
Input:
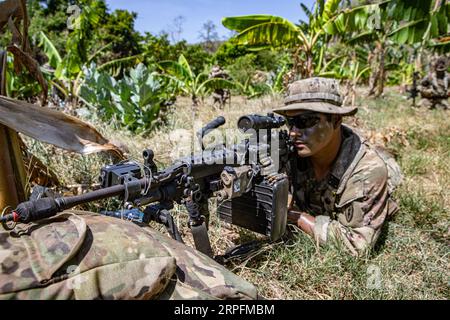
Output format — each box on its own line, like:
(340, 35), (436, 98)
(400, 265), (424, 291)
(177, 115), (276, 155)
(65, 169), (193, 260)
(185, 199), (214, 258)
(215, 240), (266, 264)
(191, 222), (214, 258)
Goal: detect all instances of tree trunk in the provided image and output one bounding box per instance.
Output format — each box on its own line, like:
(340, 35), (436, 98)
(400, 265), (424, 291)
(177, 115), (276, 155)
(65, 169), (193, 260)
(0, 125), (27, 211)
(375, 40), (386, 98)
(191, 94), (199, 116)
(368, 40), (386, 98)
(0, 51), (27, 211)
(306, 51), (314, 78)
(292, 47), (302, 80)
(192, 94), (199, 107)
(368, 42), (380, 96)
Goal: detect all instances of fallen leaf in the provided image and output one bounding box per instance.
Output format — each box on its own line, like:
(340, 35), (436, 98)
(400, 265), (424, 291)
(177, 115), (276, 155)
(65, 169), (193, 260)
(0, 95), (125, 160)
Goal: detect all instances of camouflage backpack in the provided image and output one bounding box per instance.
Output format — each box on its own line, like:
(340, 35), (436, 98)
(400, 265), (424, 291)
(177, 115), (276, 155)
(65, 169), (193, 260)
(372, 146), (404, 195)
(0, 210), (258, 300)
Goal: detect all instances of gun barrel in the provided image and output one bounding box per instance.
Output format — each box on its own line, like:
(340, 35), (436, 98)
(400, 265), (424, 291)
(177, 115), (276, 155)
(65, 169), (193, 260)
(61, 182), (135, 208)
(4, 177), (155, 224)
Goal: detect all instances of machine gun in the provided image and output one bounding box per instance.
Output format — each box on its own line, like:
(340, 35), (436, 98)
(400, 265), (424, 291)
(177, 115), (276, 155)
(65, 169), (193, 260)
(1, 113), (294, 262)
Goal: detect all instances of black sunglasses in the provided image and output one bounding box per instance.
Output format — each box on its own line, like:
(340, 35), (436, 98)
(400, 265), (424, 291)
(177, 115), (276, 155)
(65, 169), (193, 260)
(286, 114), (321, 129)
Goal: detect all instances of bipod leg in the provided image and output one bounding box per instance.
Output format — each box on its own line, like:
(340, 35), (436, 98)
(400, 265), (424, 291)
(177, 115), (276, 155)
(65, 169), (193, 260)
(143, 203), (184, 243)
(185, 199), (214, 258)
(159, 209), (184, 244)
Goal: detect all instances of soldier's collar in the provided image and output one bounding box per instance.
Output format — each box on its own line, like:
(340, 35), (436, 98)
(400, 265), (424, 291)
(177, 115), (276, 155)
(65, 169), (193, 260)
(328, 126), (361, 188)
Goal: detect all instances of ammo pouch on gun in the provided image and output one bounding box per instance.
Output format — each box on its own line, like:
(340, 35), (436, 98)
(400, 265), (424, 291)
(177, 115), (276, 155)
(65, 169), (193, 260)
(216, 177), (289, 242)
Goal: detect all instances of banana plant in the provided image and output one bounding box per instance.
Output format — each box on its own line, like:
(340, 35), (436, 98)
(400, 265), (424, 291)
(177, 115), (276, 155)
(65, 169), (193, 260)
(0, 0), (125, 210)
(158, 54), (236, 106)
(330, 0), (449, 97)
(222, 0), (376, 78)
(37, 0), (145, 104)
(0, 0), (45, 208)
(38, 31), (143, 103)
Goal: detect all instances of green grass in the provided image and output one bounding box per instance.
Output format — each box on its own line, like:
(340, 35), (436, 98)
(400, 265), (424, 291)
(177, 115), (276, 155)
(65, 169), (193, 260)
(22, 89), (449, 300)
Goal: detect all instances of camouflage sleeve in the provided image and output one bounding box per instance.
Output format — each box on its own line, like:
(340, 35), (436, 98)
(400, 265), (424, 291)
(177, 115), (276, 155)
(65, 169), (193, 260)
(313, 150), (390, 256)
(419, 75), (436, 98)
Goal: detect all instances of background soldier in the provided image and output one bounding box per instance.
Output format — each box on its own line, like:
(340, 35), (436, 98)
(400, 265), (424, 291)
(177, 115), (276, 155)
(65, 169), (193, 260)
(209, 65), (231, 108)
(274, 78), (400, 256)
(418, 56), (449, 110)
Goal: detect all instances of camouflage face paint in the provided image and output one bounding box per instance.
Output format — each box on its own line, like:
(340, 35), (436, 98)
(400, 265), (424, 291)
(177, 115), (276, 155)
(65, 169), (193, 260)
(289, 113), (335, 157)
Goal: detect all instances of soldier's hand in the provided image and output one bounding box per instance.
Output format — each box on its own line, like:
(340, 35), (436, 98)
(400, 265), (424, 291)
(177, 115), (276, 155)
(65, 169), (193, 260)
(287, 209), (316, 237)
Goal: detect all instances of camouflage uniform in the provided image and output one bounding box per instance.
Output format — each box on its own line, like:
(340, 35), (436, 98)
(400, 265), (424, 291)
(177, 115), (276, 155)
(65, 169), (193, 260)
(209, 65), (230, 107)
(274, 77), (400, 256)
(0, 210), (258, 300)
(288, 126), (399, 255)
(418, 56), (449, 110)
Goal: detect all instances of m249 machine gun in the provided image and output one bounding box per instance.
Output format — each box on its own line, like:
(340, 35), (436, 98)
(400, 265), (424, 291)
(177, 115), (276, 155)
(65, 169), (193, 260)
(1, 113), (294, 262)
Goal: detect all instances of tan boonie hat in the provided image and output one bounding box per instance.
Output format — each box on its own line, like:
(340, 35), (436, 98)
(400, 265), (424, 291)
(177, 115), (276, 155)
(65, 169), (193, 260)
(434, 56), (448, 72)
(273, 77), (357, 116)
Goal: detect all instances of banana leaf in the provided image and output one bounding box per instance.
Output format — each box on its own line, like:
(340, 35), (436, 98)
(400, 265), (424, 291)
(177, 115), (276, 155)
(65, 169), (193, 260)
(0, 96), (125, 159)
(230, 21), (301, 49)
(222, 15), (296, 33)
(38, 32), (62, 69)
(196, 78), (237, 93)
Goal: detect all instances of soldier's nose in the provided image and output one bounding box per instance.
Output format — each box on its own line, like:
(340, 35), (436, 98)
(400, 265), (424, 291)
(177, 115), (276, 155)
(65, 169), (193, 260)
(289, 128), (301, 138)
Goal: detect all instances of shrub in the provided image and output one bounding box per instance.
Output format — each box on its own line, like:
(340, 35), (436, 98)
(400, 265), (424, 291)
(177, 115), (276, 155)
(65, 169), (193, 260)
(79, 63), (176, 133)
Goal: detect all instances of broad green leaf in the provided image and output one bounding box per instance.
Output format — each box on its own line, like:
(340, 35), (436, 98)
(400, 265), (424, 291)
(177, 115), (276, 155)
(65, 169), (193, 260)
(430, 15), (439, 39)
(435, 3), (449, 35)
(322, 0), (341, 23)
(129, 63), (146, 84)
(222, 15), (293, 32)
(178, 54), (194, 80)
(316, 0), (325, 17)
(97, 55), (143, 77)
(232, 21), (301, 48)
(197, 78), (236, 94)
(356, 66), (371, 81)
(158, 60), (192, 81)
(38, 32), (62, 69)
(389, 19), (425, 44)
(195, 73), (209, 87)
(300, 3), (313, 20)
(324, 2), (385, 35)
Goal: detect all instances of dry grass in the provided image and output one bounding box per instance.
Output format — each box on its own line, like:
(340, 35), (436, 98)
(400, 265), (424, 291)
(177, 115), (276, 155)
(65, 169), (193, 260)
(23, 89), (449, 300)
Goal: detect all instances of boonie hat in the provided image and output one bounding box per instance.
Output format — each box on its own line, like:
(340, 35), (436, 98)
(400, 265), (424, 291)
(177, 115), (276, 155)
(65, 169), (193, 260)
(273, 77), (357, 116)
(434, 56), (448, 72)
